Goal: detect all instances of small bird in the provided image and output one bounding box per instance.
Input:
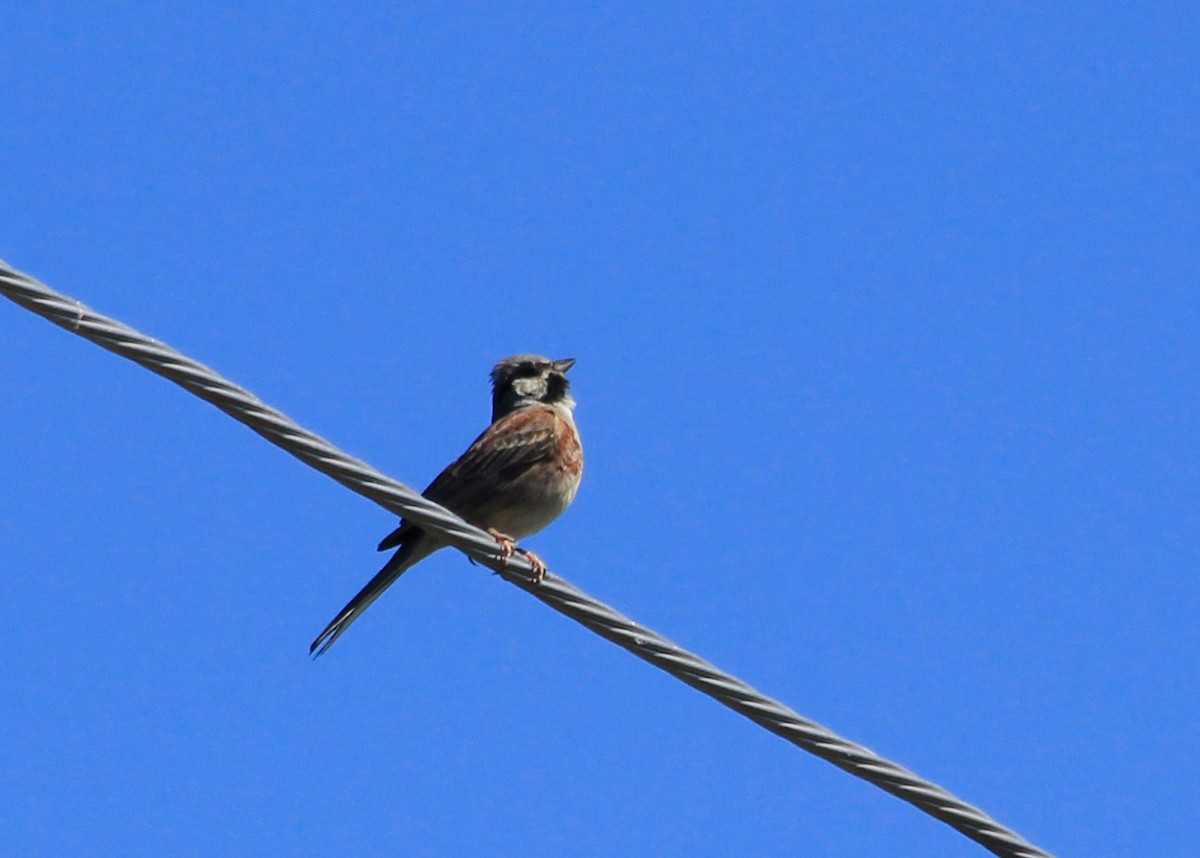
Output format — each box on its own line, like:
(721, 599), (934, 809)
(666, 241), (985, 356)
(310, 355), (584, 656)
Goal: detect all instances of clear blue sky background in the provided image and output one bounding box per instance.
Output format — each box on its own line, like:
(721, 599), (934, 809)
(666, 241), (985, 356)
(2, 5), (1196, 857)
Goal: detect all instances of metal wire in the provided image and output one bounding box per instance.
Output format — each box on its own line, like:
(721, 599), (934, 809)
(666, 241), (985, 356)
(1, 259), (1054, 858)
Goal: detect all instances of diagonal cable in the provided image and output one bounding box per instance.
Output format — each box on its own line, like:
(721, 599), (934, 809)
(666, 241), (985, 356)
(1, 259), (1053, 858)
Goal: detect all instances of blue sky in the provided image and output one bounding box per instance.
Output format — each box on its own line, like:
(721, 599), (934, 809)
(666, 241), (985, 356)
(3, 4), (1197, 856)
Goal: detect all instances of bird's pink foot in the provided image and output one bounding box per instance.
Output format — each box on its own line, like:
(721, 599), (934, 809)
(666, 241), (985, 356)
(517, 549), (547, 585)
(487, 529), (546, 584)
(488, 528), (518, 562)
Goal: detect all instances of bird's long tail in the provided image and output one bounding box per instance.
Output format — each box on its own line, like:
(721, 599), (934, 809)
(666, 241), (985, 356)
(310, 536), (438, 656)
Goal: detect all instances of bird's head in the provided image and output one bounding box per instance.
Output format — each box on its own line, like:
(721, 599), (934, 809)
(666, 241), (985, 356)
(490, 354), (577, 422)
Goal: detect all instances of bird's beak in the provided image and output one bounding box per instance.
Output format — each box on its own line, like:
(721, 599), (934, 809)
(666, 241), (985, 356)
(553, 357), (576, 373)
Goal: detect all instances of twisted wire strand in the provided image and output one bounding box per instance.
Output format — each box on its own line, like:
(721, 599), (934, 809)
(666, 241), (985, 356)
(1, 260), (1053, 858)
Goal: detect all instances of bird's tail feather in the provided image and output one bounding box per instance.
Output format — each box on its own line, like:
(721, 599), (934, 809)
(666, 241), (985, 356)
(310, 536), (437, 657)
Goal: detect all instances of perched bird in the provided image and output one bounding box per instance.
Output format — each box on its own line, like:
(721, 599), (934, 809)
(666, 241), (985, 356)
(310, 355), (584, 656)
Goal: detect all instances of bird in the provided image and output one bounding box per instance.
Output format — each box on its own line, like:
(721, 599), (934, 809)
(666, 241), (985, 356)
(310, 355), (584, 656)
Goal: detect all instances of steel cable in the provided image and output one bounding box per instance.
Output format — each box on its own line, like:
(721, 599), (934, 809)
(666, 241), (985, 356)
(1, 259), (1053, 858)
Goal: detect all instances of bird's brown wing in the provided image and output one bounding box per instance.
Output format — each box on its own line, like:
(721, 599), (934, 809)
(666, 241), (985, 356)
(376, 406), (559, 551)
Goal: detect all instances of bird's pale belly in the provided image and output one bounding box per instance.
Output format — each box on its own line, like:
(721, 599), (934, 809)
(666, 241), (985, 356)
(486, 461), (581, 539)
